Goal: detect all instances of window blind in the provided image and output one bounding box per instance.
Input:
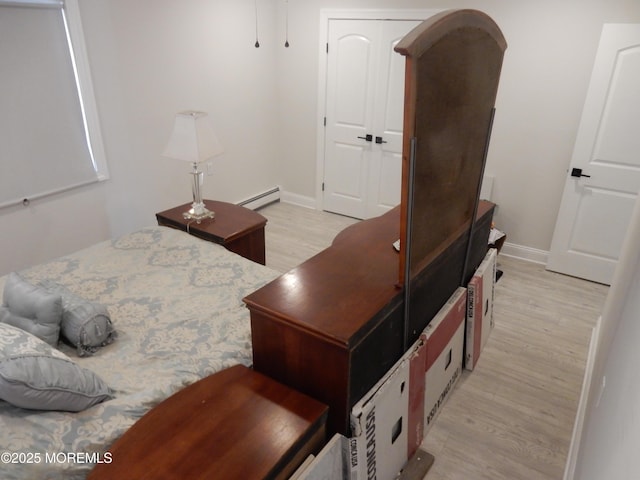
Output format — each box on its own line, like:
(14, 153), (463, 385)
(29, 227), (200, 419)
(0, 0), (107, 208)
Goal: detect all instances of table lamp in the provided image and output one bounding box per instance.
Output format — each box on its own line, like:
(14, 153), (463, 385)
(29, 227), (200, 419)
(162, 111), (223, 221)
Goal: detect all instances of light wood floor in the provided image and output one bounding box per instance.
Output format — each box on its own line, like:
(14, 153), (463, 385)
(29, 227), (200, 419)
(257, 201), (609, 480)
(259, 201), (359, 273)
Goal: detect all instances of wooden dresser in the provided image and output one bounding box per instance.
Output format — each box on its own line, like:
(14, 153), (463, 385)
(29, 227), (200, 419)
(245, 201), (494, 435)
(246, 9), (506, 437)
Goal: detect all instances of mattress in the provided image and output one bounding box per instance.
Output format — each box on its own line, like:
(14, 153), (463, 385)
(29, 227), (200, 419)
(0, 226), (280, 479)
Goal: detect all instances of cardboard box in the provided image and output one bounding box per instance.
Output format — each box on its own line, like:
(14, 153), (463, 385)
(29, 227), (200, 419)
(423, 287), (466, 434)
(349, 288), (467, 477)
(290, 433), (351, 480)
(465, 248), (497, 371)
(349, 335), (427, 480)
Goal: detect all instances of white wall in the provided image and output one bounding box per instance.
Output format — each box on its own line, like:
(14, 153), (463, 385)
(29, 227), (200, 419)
(0, 0), (280, 275)
(1, 0), (639, 275)
(275, 0), (640, 256)
(569, 188), (640, 478)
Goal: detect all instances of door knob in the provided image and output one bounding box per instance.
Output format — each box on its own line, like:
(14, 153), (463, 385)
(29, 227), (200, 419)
(375, 136), (387, 144)
(357, 134), (373, 142)
(570, 167), (591, 178)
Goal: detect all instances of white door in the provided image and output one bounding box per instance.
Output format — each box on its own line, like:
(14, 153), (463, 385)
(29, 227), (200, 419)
(547, 24), (640, 285)
(323, 19), (420, 219)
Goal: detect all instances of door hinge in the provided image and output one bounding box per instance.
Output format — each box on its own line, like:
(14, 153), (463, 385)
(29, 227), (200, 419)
(326, 42), (329, 54)
(322, 182), (325, 191)
(324, 116), (326, 127)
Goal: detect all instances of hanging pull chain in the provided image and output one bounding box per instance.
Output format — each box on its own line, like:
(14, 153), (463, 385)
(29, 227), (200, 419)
(284, 0), (290, 47)
(254, 0), (260, 47)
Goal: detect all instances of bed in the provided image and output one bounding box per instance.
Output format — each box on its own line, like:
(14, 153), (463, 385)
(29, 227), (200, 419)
(0, 226), (280, 480)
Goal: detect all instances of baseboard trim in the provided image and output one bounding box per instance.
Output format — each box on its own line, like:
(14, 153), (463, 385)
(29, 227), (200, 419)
(563, 316), (602, 480)
(237, 187), (281, 210)
(500, 242), (549, 265)
(266, 196), (552, 268)
(280, 190), (316, 209)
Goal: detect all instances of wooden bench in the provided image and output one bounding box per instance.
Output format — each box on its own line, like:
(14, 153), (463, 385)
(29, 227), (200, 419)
(88, 365), (328, 480)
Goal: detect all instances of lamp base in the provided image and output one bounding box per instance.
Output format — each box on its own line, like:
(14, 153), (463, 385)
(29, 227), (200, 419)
(182, 203), (215, 223)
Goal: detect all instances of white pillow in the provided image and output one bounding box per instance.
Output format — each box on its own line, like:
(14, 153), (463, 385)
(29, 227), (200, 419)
(0, 323), (113, 411)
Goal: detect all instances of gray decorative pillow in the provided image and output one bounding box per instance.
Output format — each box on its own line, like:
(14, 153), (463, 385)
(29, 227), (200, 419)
(0, 323), (113, 411)
(1, 272), (62, 346)
(38, 280), (117, 357)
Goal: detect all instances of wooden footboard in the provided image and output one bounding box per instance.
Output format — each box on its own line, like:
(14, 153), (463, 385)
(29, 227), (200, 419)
(88, 365), (328, 480)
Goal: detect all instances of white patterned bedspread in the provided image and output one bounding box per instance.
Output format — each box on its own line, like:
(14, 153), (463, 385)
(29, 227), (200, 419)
(0, 226), (280, 479)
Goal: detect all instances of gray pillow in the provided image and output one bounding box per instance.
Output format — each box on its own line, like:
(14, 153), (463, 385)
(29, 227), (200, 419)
(1, 272), (62, 346)
(38, 280), (117, 357)
(0, 322), (113, 411)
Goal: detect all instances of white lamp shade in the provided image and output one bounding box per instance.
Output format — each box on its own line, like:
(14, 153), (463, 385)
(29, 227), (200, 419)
(162, 111), (224, 163)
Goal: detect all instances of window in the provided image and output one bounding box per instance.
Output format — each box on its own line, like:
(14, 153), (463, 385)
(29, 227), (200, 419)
(0, 0), (108, 208)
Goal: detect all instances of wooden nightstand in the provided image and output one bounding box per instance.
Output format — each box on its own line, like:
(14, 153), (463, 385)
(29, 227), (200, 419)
(155, 200), (267, 264)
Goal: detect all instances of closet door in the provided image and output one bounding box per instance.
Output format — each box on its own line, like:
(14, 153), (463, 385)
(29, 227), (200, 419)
(323, 19), (420, 219)
(367, 21), (419, 218)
